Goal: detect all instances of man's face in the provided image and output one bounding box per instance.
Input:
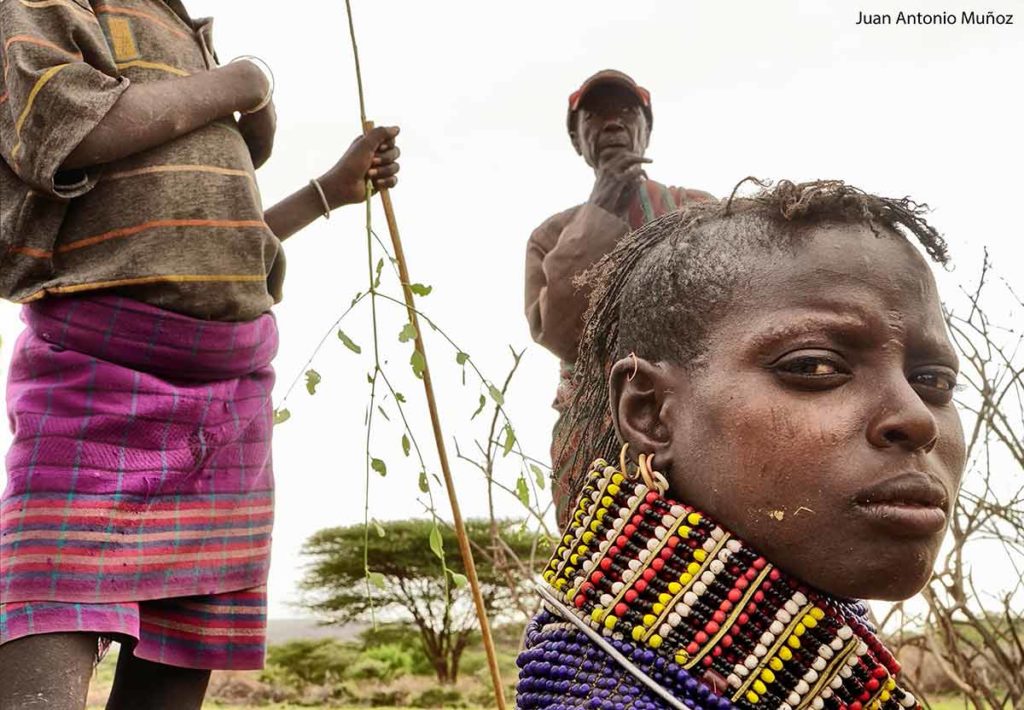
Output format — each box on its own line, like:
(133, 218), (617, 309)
(571, 84), (650, 169)
(618, 224), (966, 601)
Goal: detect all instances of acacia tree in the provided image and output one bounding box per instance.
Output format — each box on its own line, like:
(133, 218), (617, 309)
(301, 518), (547, 684)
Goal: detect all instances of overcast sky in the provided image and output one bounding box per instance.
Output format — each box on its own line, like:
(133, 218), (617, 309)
(1, 0), (1021, 619)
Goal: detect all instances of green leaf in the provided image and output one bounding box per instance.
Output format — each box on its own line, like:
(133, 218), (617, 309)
(516, 475), (530, 507)
(395, 392), (406, 403)
(371, 458), (387, 477)
(373, 258), (384, 288)
(531, 464), (546, 490)
(488, 385), (505, 406)
(410, 350), (426, 379)
(372, 519), (386, 538)
(471, 394), (486, 420)
(398, 322), (418, 343)
(418, 471), (429, 493)
(409, 283), (432, 297)
(429, 525), (444, 560)
(273, 408), (291, 425)
(402, 434), (411, 457)
(502, 424), (516, 457)
(305, 369), (322, 395)
(350, 291), (363, 307)
(367, 571), (386, 590)
(338, 330), (362, 354)
(451, 572), (468, 589)
(455, 352), (470, 366)
(377, 405), (391, 422)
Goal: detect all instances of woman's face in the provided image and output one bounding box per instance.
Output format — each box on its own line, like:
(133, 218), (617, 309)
(614, 224), (966, 600)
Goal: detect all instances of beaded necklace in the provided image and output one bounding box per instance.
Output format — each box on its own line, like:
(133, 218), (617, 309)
(519, 454), (921, 710)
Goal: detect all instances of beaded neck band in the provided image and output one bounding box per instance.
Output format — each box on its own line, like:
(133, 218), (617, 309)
(534, 455), (920, 710)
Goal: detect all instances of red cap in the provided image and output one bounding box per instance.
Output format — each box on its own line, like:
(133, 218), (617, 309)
(567, 69), (653, 133)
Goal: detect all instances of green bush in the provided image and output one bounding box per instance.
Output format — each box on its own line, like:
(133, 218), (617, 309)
(261, 639), (359, 689)
(363, 643), (414, 677)
(412, 686), (468, 708)
(359, 621), (436, 676)
(344, 657), (393, 682)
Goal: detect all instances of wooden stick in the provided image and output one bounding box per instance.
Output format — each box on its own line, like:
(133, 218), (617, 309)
(364, 120), (508, 709)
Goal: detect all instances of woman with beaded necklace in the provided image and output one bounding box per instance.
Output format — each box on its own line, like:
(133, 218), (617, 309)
(516, 180), (965, 710)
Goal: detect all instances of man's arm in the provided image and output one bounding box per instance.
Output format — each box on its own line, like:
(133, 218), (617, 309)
(62, 62), (267, 170)
(263, 126), (400, 241)
(525, 204), (630, 362)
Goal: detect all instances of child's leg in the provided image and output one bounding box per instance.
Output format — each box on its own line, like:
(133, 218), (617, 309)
(105, 652), (211, 710)
(0, 632), (97, 710)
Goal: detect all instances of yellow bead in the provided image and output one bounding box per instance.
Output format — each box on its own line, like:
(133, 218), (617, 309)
(885, 678), (896, 690)
(787, 635), (801, 649)
(652, 603), (665, 615)
(554, 579), (566, 590)
(577, 545), (587, 555)
(678, 525), (691, 537)
(809, 607), (825, 620)
(590, 520), (601, 532)
(779, 647), (793, 661)
(563, 534), (573, 544)
(596, 509), (606, 521)
(602, 496), (613, 507)
(608, 484), (620, 495)
(745, 691), (759, 704)
(687, 562), (701, 575)
(570, 554), (580, 565)
(659, 593), (672, 605)
(753, 680), (767, 695)
(760, 669), (776, 683)
(693, 549), (708, 562)
(680, 573), (693, 585)
(591, 608), (605, 623)
(582, 532), (594, 544)
(667, 582), (682, 595)
(794, 623), (806, 636)
(769, 657), (784, 671)
(688, 512), (702, 525)
(632, 626), (645, 641)
(803, 614), (818, 629)
(604, 615), (618, 630)
(543, 571), (554, 582)
(612, 473), (624, 484)
(675, 651), (689, 664)
(880, 691), (891, 702)
(643, 614), (657, 627)
(648, 634), (663, 649)
(564, 567), (575, 577)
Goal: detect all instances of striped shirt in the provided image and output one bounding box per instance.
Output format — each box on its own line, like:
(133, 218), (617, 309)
(0, 0), (283, 321)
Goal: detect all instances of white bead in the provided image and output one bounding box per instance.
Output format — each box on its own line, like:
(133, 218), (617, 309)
(784, 600), (800, 615)
(839, 666), (853, 679)
(600, 594), (614, 606)
(670, 505), (685, 517)
(660, 623), (673, 636)
(626, 498), (638, 508)
(611, 582), (624, 594)
(693, 582), (707, 595)
(779, 704), (793, 710)
(744, 655), (759, 670)
(727, 674), (742, 688)
(701, 571), (716, 585)
(793, 592), (808, 605)
(582, 560), (594, 572)
(668, 613), (681, 625)
(638, 549), (651, 562)
(628, 559), (641, 571)
(795, 680), (810, 694)
(837, 625), (853, 640)
(710, 560), (725, 574)
(679, 605), (692, 617)
(683, 592), (699, 606)
(760, 631), (774, 646)
(646, 538), (659, 552)
(901, 693), (917, 707)
(654, 526), (667, 540)
(613, 517), (626, 530)
(754, 644), (768, 657)
(812, 696), (825, 709)
(591, 490), (602, 502)
(831, 638), (844, 651)
(778, 610), (792, 623)
(703, 538), (717, 552)
(727, 539), (742, 553)
(788, 692), (801, 706)
(711, 527), (724, 540)
(718, 549), (733, 562)
(820, 645), (834, 660)
(812, 657), (827, 671)
(770, 621), (785, 635)
(803, 669), (818, 683)
(736, 664), (749, 677)
(857, 641), (869, 655)
(830, 676), (843, 690)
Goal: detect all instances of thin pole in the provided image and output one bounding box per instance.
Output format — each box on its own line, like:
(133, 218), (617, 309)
(363, 123), (508, 708)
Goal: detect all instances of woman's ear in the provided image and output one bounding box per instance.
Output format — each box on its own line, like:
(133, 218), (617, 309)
(609, 356), (680, 468)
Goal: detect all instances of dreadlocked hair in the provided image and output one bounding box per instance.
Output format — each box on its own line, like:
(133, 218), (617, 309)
(555, 178), (948, 520)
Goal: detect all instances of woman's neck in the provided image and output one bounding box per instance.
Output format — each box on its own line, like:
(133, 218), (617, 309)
(537, 455), (920, 710)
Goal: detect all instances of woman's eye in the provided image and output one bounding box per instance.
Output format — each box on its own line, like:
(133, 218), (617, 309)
(910, 370), (959, 402)
(772, 352), (852, 389)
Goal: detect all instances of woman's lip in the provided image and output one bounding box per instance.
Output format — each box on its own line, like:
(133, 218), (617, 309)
(855, 501), (948, 537)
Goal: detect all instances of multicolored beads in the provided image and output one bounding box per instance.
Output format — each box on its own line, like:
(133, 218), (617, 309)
(520, 458), (921, 710)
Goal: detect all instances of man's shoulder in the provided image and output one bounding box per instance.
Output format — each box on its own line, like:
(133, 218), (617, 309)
(660, 182), (717, 204)
(528, 204), (585, 246)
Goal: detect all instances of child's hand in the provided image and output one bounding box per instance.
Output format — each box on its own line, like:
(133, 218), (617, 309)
(317, 126), (401, 208)
(238, 100), (277, 169)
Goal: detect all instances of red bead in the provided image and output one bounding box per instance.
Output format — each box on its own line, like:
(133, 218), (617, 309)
(713, 611), (727, 624)
(659, 547), (673, 560)
(702, 656), (713, 667)
(600, 558), (612, 571)
(753, 591), (765, 603)
(591, 571), (604, 584)
(615, 603), (628, 617)
(721, 635), (733, 648)
(666, 536), (680, 548)
(747, 603), (757, 614)
(695, 631), (708, 644)
(753, 557), (767, 570)
(769, 569), (781, 581)
(617, 535), (629, 548)
(705, 621), (720, 634)
(736, 578), (749, 590)
(730, 624), (741, 636)
(711, 646), (722, 657)
(652, 558), (665, 571)
(626, 523), (639, 535)
(625, 590), (638, 603)
(574, 595), (587, 609)
(745, 569), (758, 581)
(687, 642), (700, 655)
(866, 679), (880, 692)
(850, 704), (862, 710)
(728, 589), (743, 603)
(635, 580), (648, 593)
(643, 569), (657, 582)
(859, 691), (871, 702)
(719, 600), (733, 613)
(646, 492), (659, 503)
(872, 666), (888, 679)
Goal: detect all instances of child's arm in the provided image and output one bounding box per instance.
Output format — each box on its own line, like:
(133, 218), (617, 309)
(264, 126), (400, 241)
(62, 61), (268, 170)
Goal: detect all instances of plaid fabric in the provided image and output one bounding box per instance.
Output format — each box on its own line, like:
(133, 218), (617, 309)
(0, 295), (277, 613)
(0, 586), (268, 670)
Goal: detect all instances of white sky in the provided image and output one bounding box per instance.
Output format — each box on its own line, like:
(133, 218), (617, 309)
(1, 0), (1022, 619)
